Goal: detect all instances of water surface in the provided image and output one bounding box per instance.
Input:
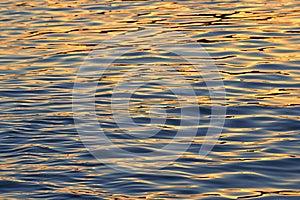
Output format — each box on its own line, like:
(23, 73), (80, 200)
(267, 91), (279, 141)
(0, 0), (299, 199)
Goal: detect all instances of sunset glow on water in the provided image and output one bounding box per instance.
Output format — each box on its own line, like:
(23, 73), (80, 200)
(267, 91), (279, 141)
(0, 0), (299, 199)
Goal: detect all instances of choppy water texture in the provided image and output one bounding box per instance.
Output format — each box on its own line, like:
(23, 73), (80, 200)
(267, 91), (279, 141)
(1, 0), (300, 199)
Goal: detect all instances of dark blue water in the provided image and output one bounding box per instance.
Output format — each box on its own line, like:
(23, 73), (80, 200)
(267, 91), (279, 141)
(0, 0), (299, 199)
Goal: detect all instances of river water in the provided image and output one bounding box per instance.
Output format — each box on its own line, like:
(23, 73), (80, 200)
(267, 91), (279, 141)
(0, 0), (299, 199)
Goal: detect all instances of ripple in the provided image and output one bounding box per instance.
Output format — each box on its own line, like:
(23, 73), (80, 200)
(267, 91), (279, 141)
(0, 0), (299, 198)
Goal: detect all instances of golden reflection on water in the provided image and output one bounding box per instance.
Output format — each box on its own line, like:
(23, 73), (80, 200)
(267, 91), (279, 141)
(0, 0), (299, 199)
